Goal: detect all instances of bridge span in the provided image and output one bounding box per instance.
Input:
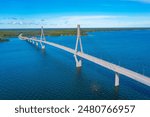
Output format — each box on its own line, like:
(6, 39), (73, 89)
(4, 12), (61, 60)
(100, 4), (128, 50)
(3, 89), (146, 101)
(18, 25), (150, 87)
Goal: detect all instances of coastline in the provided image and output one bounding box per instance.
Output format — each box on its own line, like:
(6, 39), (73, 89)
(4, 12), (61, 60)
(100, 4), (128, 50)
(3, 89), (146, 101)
(0, 27), (150, 39)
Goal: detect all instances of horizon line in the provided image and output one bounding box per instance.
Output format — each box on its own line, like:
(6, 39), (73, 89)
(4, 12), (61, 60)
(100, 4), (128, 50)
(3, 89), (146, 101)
(1, 27), (150, 30)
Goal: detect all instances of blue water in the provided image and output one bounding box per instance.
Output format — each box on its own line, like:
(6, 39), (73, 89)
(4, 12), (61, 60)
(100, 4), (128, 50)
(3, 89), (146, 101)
(0, 30), (150, 100)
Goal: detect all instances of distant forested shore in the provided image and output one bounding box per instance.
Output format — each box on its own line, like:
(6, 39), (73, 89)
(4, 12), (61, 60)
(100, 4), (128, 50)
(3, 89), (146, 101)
(0, 27), (150, 41)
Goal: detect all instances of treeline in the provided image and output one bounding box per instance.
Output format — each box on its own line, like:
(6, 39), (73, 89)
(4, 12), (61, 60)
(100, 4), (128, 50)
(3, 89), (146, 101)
(0, 27), (150, 39)
(0, 29), (85, 38)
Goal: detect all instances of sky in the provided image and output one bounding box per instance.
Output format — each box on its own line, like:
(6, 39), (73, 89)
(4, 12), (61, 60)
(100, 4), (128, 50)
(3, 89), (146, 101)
(0, 0), (150, 28)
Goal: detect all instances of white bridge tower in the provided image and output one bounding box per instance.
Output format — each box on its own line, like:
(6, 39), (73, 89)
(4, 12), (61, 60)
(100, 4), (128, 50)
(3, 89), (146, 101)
(40, 26), (46, 49)
(74, 24), (83, 67)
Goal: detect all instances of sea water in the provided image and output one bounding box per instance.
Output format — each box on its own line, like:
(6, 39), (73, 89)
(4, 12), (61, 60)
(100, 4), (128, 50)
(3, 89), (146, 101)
(0, 30), (150, 99)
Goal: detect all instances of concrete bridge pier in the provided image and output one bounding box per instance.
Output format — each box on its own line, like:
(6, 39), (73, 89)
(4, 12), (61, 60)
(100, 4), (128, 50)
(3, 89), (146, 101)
(36, 42), (38, 46)
(74, 54), (82, 67)
(41, 45), (45, 49)
(40, 42), (45, 49)
(115, 72), (119, 87)
(32, 41), (35, 44)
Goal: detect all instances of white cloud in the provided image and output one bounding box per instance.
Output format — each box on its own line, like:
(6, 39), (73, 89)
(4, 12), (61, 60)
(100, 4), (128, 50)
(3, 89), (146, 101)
(44, 15), (150, 28)
(129, 0), (150, 3)
(0, 15), (150, 28)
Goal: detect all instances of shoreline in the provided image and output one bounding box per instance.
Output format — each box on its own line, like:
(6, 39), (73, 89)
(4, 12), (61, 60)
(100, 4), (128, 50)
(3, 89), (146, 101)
(0, 27), (150, 39)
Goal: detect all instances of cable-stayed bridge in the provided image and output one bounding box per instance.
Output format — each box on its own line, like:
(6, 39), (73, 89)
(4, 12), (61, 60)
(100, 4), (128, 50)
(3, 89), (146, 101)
(18, 25), (150, 87)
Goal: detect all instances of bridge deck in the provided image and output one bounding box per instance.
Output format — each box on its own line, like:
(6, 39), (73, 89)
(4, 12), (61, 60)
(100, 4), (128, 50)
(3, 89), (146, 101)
(19, 34), (150, 87)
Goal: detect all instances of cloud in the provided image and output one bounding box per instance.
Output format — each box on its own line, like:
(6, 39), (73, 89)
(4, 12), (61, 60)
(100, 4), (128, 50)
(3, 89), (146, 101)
(11, 21), (23, 25)
(129, 0), (150, 3)
(11, 17), (18, 20)
(49, 15), (150, 28)
(41, 19), (45, 21)
(0, 15), (150, 28)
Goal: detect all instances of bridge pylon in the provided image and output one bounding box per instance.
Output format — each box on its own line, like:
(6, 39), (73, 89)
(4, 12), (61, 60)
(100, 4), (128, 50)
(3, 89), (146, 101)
(115, 72), (119, 87)
(40, 26), (46, 49)
(74, 24), (83, 67)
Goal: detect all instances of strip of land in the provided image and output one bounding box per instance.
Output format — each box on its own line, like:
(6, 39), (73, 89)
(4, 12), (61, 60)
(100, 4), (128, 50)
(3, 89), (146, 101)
(0, 28), (150, 41)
